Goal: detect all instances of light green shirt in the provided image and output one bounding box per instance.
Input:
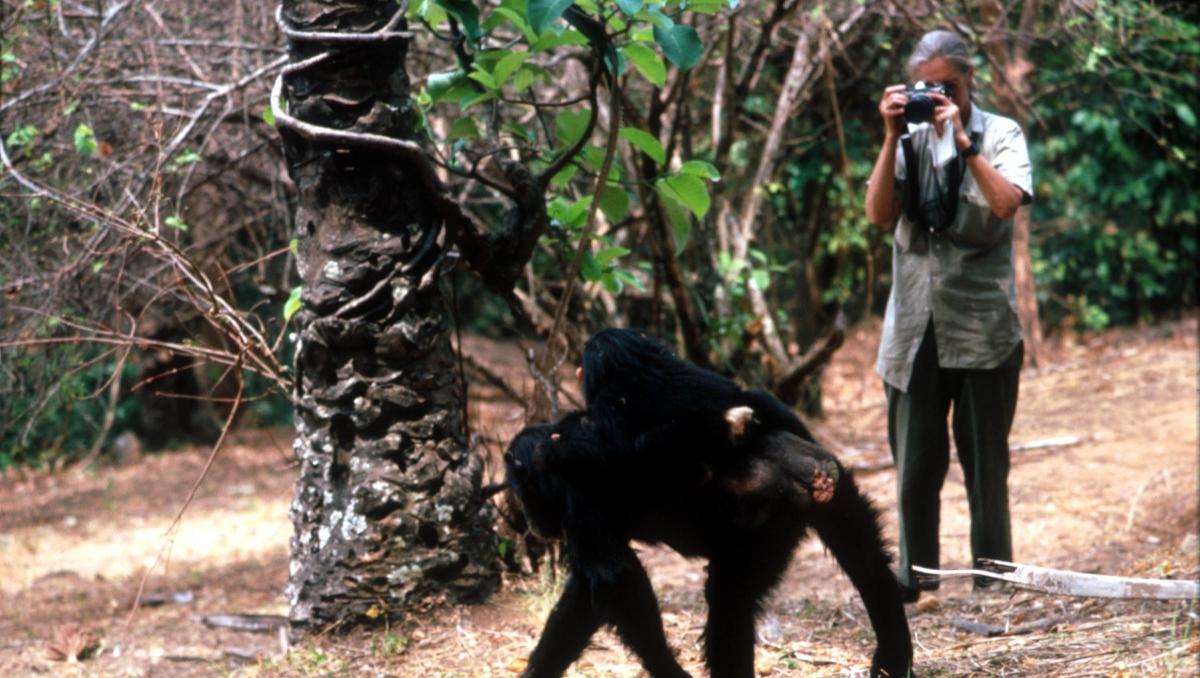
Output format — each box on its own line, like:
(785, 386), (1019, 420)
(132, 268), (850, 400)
(876, 105), (1033, 392)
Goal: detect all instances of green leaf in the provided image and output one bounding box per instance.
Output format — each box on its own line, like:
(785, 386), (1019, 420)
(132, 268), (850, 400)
(5, 124), (38, 148)
(640, 7), (675, 29)
(262, 106), (276, 126)
(1175, 103), (1197, 128)
(653, 24), (703, 70)
(284, 286), (303, 322)
(656, 173), (710, 218)
(615, 269), (647, 292)
(532, 26), (590, 51)
(494, 51), (530, 88)
(550, 163), (578, 189)
(460, 91), (497, 111)
(503, 121), (532, 142)
(289, 238), (299, 256)
(434, 0), (482, 43)
(619, 127), (665, 164)
(661, 196), (691, 253)
(426, 70), (476, 103)
(595, 246), (630, 266)
(512, 65), (542, 93)
(164, 215), (189, 232)
(581, 250), (602, 281)
(601, 270), (622, 294)
(687, 0), (723, 14)
(751, 269), (771, 291)
(91, 260), (105, 274)
(555, 110), (592, 148)
(528, 0), (575, 34)
(73, 124), (97, 157)
(412, 0), (448, 26)
(448, 117), (481, 140)
(598, 186), (629, 223)
(679, 159), (720, 180)
(616, 0), (643, 14)
(548, 195), (592, 228)
(492, 7), (537, 42)
(468, 68), (498, 90)
(174, 149), (201, 166)
(620, 43), (666, 87)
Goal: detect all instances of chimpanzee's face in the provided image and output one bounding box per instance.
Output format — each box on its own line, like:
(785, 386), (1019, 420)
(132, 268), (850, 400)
(504, 425), (565, 539)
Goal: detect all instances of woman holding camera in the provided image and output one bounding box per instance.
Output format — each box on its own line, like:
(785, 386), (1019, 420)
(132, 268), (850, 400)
(864, 29), (1034, 603)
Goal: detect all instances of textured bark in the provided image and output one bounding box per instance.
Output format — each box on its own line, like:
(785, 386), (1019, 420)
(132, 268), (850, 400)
(279, 0), (497, 631)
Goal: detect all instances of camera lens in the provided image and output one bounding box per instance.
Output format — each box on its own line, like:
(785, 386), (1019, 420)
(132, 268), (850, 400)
(904, 94), (935, 125)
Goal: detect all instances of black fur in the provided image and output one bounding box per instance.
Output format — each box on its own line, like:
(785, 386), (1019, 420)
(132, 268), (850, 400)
(580, 328), (815, 474)
(505, 414), (913, 678)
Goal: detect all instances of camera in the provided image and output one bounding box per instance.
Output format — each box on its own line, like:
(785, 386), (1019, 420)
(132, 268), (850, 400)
(904, 82), (954, 125)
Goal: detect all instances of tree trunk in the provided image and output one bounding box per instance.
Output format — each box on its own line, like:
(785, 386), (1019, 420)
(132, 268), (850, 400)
(278, 0), (497, 632)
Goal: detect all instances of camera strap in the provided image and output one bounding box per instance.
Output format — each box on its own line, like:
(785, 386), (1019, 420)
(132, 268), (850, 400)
(901, 131), (976, 233)
(900, 134), (923, 226)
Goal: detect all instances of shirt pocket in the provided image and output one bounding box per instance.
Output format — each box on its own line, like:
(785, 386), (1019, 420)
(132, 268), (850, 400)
(895, 219), (928, 254)
(948, 189), (1009, 250)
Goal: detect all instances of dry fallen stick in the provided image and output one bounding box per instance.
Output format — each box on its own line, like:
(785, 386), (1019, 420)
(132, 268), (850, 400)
(914, 559), (1200, 600)
(195, 613), (289, 633)
(139, 590), (195, 607)
(1008, 435), (1085, 452)
(951, 614), (1072, 637)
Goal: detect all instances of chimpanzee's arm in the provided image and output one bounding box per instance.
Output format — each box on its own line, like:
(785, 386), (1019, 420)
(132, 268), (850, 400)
(741, 389), (816, 442)
(807, 471), (913, 678)
(520, 572), (601, 678)
(632, 413), (731, 455)
(585, 544), (693, 678)
(521, 497), (692, 678)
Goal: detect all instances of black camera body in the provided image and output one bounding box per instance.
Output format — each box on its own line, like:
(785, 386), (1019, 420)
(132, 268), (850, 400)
(903, 82), (954, 125)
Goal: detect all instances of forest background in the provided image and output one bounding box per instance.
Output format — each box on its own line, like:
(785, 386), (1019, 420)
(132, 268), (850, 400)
(1, 0), (1195, 469)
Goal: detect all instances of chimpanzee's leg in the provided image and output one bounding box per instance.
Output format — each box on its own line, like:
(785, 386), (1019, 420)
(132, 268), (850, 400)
(809, 470), (913, 678)
(703, 544), (793, 678)
(521, 573), (602, 678)
(522, 546), (691, 678)
(600, 545), (694, 678)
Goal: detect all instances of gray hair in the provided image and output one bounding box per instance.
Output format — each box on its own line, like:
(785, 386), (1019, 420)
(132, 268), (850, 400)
(906, 30), (972, 79)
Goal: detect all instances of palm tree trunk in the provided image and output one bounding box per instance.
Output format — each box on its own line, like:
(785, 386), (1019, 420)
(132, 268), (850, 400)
(278, 0), (497, 632)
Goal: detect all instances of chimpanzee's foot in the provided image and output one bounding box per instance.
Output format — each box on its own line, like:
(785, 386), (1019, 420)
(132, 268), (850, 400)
(811, 469), (835, 504)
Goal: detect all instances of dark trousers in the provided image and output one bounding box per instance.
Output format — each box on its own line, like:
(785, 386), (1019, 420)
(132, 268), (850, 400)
(886, 321), (1023, 592)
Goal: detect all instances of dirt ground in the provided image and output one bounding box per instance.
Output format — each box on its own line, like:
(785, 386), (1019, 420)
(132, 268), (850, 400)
(1, 316), (1197, 677)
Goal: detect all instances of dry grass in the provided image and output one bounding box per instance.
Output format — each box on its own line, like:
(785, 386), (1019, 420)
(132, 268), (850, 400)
(1, 318), (1197, 677)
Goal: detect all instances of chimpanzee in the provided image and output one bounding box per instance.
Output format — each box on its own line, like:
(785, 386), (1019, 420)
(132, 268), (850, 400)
(504, 411), (913, 678)
(577, 328), (817, 474)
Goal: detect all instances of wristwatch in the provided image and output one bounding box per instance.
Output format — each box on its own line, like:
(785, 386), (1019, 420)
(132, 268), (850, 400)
(961, 139), (981, 158)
